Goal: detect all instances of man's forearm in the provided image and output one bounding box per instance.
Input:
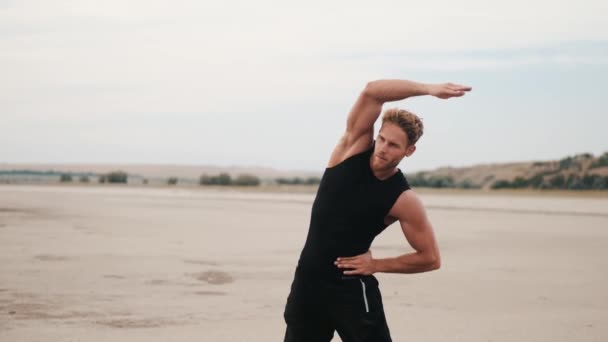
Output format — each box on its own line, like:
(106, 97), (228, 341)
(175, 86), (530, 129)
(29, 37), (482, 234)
(363, 79), (430, 103)
(372, 252), (440, 274)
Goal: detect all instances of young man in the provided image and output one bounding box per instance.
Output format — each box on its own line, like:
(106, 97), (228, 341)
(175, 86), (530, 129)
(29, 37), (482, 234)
(283, 79), (472, 342)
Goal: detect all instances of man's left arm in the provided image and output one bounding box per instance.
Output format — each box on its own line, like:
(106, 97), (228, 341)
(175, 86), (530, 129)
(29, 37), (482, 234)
(335, 190), (441, 275)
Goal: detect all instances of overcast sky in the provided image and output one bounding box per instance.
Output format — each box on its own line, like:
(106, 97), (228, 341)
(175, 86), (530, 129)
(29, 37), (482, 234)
(2, 0), (607, 172)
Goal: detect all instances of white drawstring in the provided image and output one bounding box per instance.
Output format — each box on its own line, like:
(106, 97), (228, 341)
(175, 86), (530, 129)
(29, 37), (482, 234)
(359, 279), (369, 313)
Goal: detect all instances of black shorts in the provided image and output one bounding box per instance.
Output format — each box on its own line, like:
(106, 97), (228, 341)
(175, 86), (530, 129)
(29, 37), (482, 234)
(283, 270), (392, 342)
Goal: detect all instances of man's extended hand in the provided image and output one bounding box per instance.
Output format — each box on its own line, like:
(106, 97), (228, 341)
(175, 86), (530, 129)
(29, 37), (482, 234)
(335, 250), (376, 276)
(427, 83), (472, 99)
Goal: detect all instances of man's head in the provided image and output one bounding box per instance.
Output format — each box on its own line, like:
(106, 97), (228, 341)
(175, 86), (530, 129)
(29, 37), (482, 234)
(371, 108), (424, 171)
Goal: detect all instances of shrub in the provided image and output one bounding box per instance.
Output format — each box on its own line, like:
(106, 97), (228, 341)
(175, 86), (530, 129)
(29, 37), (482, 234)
(511, 177), (529, 188)
(457, 179), (479, 189)
(199, 173), (233, 186)
(559, 156), (573, 170)
(591, 152), (608, 168)
(426, 176), (454, 188)
(548, 174), (565, 188)
(200, 174), (212, 185)
(233, 174), (261, 186)
(528, 174), (545, 188)
(60, 173), (72, 182)
(491, 180), (511, 189)
(106, 171), (128, 183)
(217, 173), (231, 185)
(305, 177), (321, 185)
(276, 177), (320, 185)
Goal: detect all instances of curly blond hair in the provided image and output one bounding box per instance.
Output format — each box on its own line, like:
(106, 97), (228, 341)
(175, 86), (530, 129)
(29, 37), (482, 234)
(381, 108), (424, 146)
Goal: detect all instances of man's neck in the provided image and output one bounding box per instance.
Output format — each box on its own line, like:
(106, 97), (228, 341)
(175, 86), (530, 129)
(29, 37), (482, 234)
(370, 157), (398, 180)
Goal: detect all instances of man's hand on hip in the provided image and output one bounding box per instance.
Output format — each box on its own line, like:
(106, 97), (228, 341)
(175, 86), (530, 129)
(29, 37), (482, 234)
(335, 250), (376, 276)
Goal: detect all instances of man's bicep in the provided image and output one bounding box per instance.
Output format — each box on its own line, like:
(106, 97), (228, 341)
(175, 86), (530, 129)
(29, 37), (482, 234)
(399, 215), (437, 254)
(324, 85), (382, 168)
(395, 192), (438, 254)
(345, 88), (383, 139)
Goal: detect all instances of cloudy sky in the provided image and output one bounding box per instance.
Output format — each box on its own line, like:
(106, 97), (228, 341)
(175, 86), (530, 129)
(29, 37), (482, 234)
(2, 0), (607, 172)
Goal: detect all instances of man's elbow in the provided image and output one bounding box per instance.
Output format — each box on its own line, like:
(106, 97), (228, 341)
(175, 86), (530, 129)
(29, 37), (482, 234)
(430, 258), (441, 271)
(427, 254), (441, 271)
(362, 81), (381, 98)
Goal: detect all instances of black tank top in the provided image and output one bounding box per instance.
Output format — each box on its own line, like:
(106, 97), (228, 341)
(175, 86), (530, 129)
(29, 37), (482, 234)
(297, 143), (411, 280)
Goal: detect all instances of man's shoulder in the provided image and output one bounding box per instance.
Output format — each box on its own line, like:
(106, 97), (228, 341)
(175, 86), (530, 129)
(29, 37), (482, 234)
(395, 188), (417, 203)
(390, 189), (425, 220)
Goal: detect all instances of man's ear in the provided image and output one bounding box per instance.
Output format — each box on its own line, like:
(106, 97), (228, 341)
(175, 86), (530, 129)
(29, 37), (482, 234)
(405, 145), (416, 157)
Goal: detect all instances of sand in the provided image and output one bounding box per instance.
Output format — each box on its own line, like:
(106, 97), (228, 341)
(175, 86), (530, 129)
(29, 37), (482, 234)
(1, 185), (607, 341)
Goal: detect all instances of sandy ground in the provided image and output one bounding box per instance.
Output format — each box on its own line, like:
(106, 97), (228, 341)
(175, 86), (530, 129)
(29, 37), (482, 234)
(1, 185), (607, 341)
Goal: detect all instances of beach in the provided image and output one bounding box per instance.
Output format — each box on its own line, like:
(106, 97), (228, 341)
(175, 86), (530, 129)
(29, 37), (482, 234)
(1, 185), (607, 341)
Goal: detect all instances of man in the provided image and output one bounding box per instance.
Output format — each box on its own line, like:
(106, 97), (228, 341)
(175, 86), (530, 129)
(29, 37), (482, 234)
(283, 79), (472, 342)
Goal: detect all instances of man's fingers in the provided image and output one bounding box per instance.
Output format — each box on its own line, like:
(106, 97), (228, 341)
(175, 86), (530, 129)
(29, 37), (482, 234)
(335, 261), (358, 268)
(446, 86), (470, 93)
(447, 83), (472, 91)
(336, 256), (360, 262)
(445, 89), (465, 97)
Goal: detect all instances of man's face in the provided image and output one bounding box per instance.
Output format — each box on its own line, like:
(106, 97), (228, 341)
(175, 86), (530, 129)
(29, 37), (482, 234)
(372, 123), (416, 171)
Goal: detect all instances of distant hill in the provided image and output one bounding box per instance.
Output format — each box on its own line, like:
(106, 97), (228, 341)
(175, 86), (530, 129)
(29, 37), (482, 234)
(407, 152), (608, 190)
(0, 163), (321, 185)
(3, 152), (608, 190)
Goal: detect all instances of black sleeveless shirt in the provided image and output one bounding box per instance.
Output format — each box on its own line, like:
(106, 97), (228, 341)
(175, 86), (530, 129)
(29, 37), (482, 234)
(296, 143), (411, 280)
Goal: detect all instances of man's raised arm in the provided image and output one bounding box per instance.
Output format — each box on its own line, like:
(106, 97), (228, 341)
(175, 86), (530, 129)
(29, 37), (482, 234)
(340, 80), (471, 155)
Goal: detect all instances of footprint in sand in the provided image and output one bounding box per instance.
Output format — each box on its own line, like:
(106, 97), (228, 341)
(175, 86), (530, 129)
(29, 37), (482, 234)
(145, 279), (170, 286)
(33, 254), (72, 261)
(103, 275), (126, 280)
(191, 271), (234, 285)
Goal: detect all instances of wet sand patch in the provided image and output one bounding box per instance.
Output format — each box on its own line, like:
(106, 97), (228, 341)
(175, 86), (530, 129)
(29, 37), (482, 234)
(0, 208), (24, 213)
(0, 207), (48, 219)
(190, 271), (234, 285)
(12, 309), (101, 320)
(193, 290), (227, 296)
(145, 279), (170, 286)
(95, 317), (183, 328)
(183, 259), (220, 266)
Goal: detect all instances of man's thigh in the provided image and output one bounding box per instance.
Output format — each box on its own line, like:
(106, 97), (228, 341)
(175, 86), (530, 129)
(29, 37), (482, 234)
(283, 277), (335, 342)
(331, 277), (392, 342)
